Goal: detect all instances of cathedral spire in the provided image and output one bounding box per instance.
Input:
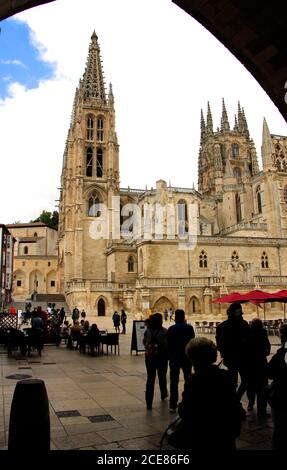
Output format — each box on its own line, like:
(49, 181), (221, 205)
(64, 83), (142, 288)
(233, 114), (239, 132)
(206, 101), (213, 134)
(241, 107), (249, 137)
(200, 108), (206, 143)
(261, 117), (275, 169)
(220, 98), (230, 132)
(81, 31), (107, 103)
(108, 83), (114, 107)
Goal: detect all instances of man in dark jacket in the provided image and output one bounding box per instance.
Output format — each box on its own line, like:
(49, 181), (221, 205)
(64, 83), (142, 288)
(167, 309), (195, 412)
(216, 302), (250, 400)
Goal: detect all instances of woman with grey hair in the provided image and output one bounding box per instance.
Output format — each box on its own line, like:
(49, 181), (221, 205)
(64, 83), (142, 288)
(177, 337), (243, 451)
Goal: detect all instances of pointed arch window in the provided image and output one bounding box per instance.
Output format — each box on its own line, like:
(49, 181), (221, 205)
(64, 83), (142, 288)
(232, 144), (239, 158)
(97, 118), (104, 142)
(256, 185), (262, 214)
(86, 147), (93, 177)
(177, 199), (188, 236)
(87, 116), (94, 141)
(127, 256), (135, 272)
(24, 246), (29, 255)
(199, 251), (208, 268)
(88, 193), (101, 217)
(96, 148), (103, 178)
(235, 193), (242, 222)
(261, 252), (269, 269)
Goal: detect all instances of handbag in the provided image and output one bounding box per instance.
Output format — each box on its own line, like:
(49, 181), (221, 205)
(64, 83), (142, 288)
(160, 416), (189, 450)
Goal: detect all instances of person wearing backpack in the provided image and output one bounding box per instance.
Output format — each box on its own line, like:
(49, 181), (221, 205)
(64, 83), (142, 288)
(143, 313), (168, 410)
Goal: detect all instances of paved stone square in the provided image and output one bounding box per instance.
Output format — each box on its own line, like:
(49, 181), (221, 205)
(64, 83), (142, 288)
(0, 317), (276, 451)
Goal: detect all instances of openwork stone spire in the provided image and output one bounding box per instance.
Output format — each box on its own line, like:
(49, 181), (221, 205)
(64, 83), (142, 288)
(82, 31), (107, 103)
(206, 101), (213, 134)
(200, 108), (206, 143)
(220, 98), (230, 132)
(261, 117), (275, 169)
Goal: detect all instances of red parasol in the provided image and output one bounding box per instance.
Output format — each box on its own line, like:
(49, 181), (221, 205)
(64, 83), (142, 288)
(212, 292), (245, 303)
(212, 289), (287, 320)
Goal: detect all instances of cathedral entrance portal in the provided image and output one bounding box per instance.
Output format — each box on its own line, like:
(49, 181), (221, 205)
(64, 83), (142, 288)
(153, 296), (173, 314)
(97, 298), (106, 316)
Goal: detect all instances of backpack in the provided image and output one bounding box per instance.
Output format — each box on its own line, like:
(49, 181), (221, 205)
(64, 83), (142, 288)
(145, 331), (160, 358)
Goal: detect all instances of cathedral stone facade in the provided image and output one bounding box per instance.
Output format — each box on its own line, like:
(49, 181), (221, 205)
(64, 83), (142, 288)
(58, 32), (287, 318)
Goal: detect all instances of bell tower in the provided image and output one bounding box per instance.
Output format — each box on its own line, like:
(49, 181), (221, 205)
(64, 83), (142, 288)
(198, 100), (260, 231)
(58, 32), (120, 289)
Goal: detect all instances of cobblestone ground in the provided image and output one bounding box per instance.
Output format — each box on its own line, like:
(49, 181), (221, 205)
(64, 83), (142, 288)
(0, 316), (278, 451)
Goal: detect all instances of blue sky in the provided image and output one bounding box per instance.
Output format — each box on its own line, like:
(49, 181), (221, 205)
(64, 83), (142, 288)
(0, 19), (55, 99)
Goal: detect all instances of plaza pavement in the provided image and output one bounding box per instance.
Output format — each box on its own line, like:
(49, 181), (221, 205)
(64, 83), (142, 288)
(0, 316), (278, 451)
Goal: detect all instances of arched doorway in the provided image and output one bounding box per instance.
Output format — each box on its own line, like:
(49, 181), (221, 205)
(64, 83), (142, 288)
(13, 269), (26, 297)
(188, 296), (201, 315)
(46, 270), (57, 294)
(29, 270), (43, 296)
(153, 296), (173, 313)
(97, 298), (106, 316)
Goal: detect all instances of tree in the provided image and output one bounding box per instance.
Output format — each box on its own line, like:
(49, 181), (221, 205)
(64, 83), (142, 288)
(32, 210), (59, 229)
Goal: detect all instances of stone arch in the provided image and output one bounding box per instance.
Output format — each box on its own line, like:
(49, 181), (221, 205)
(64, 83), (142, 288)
(46, 270), (57, 294)
(29, 270), (43, 295)
(153, 296), (174, 313)
(188, 296), (201, 315)
(96, 296), (108, 316)
(13, 269), (26, 295)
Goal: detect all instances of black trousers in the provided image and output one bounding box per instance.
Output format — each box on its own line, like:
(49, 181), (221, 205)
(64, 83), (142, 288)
(169, 357), (191, 409)
(145, 356), (168, 407)
(224, 360), (248, 400)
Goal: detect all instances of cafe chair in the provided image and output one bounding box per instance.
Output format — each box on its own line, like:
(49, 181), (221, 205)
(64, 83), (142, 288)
(102, 333), (120, 355)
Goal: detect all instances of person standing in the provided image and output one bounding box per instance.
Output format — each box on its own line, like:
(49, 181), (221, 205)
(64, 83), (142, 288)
(163, 309), (168, 322)
(216, 302), (250, 402)
(167, 309), (195, 412)
(81, 309), (86, 320)
(112, 311), (120, 333)
(143, 313), (168, 410)
(246, 318), (270, 416)
(59, 307), (66, 325)
(120, 309), (127, 334)
(168, 308), (173, 322)
(267, 324), (287, 450)
(72, 306), (80, 325)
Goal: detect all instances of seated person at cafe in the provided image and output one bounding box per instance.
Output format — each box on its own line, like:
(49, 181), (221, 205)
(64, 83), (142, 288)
(68, 320), (81, 350)
(86, 323), (100, 355)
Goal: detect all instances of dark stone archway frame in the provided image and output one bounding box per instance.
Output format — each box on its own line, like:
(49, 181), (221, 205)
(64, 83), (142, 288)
(0, 0), (286, 121)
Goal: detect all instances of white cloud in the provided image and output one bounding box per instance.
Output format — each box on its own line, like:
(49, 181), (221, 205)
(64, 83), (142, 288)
(0, 59), (27, 67)
(0, 0), (286, 224)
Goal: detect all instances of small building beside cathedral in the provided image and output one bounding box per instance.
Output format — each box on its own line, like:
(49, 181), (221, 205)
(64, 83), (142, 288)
(57, 32), (287, 319)
(7, 222), (58, 301)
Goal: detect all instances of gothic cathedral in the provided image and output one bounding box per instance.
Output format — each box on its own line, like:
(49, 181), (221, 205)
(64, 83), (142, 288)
(58, 32), (287, 318)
